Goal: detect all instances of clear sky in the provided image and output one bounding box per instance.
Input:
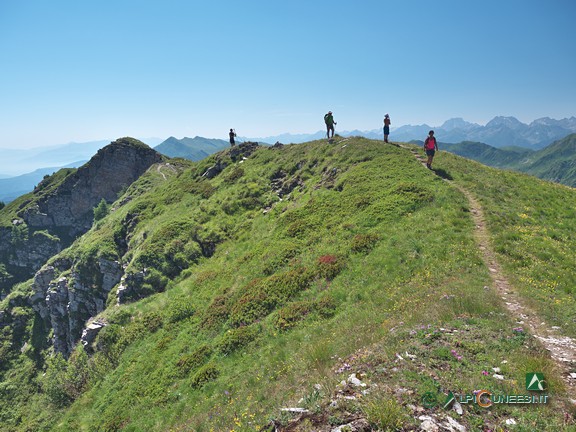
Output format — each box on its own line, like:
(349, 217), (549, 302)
(1, 0), (575, 148)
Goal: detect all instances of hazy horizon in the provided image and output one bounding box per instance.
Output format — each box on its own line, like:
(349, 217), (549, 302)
(2, 114), (575, 152)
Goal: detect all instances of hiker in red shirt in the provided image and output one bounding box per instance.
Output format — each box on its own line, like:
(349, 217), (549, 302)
(423, 130), (438, 169)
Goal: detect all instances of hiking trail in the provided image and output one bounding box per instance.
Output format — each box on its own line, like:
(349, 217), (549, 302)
(150, 162), (178, 181)
(404, 145), (576, 407)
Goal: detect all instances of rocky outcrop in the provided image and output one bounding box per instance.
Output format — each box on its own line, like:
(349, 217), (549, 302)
(202, 142), (260, 179)
(271, 169), (304, 198)
(202, 161), (227, 179)
(0, 138), (163, 290)
(8, 230), (62, 270)
(30, 258), (123, 357)
(21, 138), (164, 238)
(81, 319), (107, 351)
(229, 141), (259, 162)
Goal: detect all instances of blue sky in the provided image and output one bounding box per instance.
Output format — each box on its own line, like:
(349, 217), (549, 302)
(1, 0), (575, 148)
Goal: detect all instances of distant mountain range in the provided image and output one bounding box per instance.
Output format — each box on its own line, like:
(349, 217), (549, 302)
(0, 137), (237, 202)
(1, 117), (574, 203)
(431, 133), (576, 187)
(0, 138), (162, 177)
(515, 133), (576, 186)
(394, 116), (576, 149)
(153, 136), (230, 161)
(0, 140), (110, 176)
(0, 162), (85, 203)
(248, 116), (576, 150)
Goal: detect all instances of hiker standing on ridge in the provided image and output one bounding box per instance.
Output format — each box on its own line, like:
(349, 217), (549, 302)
(423, 130), (439, 169)
(324, 111), (336, 140)
(229, 128), (236, 147)
(383, 114), (391, 143)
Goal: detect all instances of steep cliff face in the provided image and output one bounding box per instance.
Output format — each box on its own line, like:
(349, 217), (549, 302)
(30, 257), (124, 356)
(0, 138), (164, 291)
(21, 142), (255, 357)
(22, 138), (164, 238)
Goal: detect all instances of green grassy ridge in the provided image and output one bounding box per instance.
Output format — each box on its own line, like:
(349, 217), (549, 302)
(437, 134), (576, 188)
(440, 141), (532, 168)
(515, 133), (576, 187)
(435, 149), (576, 338)
(54, 139), (485, 431)
(0, 138), (574, 431)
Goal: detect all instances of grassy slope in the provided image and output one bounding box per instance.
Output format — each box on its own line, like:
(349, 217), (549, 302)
(441, 141), (532, 169)
(1, 138), (575, 431)
(437, 149), (576, 338)
(439, 134), (576, 188)
(516, 133), (576, 187)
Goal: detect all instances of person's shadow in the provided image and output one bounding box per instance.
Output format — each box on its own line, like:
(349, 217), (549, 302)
(431, 167), (453, 180)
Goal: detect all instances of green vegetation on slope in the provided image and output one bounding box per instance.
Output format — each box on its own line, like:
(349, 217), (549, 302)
(441, 141), (532, 169)
(438, 134), (576, 188)
(439, 150), (576, 337)
(515, 133), (576, 187)
(0, 139), (574, 431)
(0, 168), (76, 227)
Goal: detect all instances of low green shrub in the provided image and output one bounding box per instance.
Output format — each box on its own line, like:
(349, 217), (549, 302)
(228, 284), (274, 327)
(95, 324), (123, 360)
(228, 267), (314, 327)
(274, 295), (338, 331)
(190, 363), (220, 389)
(274, 301), (314, 331)
(93, 199), (111, 222)
(42, 353), (72, 407)
(164, 297), (195, 323)
(351, 233), (380, 253)
(186, 179), (216, 198)
(141, 311), (163, 333)
(316, 255), (345, 280)
(201, 295), (230, 330)
(261, 241), (301, 275)
(42, 346), (92, 407)
(315, 295), (338, 318)
(224, 166), (244, 183)
(176, 345), (213, 376)
(217, 325), (259, 355)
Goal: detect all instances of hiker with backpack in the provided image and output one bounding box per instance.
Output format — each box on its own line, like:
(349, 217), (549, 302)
(423, 130), (438, 169)
(229, 128), (236, 147)
(383, 114), (391, 143)
(324, 111), (337, 140)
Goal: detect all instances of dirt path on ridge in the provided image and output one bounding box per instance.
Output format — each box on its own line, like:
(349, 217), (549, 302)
(146, 162), (178, 181)
(404, 146), (576, 407)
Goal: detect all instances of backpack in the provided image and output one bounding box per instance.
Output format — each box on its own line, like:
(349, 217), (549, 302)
(324, 113), (332, 125)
